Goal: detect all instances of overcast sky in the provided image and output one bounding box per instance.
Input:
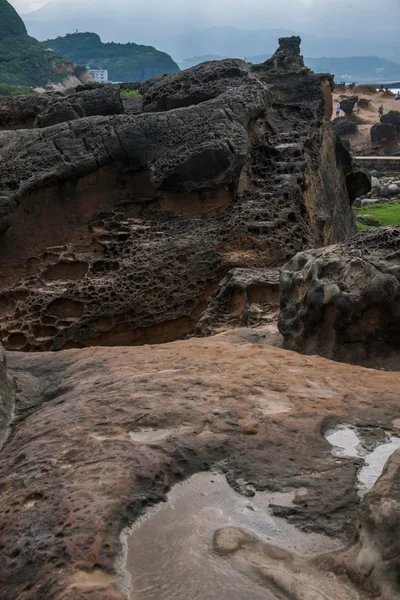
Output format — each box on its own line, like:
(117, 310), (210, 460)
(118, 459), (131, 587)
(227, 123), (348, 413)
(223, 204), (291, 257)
(9, 0), (399, 40)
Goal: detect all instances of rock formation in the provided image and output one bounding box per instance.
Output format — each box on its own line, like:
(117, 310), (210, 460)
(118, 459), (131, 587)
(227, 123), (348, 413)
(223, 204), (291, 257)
(194, 268), (281, 337)
(0, 39), (362, 351)
(370, 110), (400, 154)
(340, 96), (358, 117)
(1, 336), (399, 599)
(0, 85), (123, 130)
(0, 36), (398, 600)
(279, 226), (400, 368)
(259, 36), (305, 72)
(332, 117), (358, 136)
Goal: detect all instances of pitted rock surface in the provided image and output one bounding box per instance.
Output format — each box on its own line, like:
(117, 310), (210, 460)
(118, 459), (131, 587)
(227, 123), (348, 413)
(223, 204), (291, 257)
(279, 226), (400, 368)
(0, 43), (357, 350)
(195, 267), (281, 336)
(0, 85), (123, 130)
(0, 337), (399, 600)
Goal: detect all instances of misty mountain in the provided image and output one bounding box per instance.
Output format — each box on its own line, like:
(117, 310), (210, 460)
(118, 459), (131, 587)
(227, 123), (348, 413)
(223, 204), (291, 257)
(179, 54), (400, 83)
(23, 1), (400, 62)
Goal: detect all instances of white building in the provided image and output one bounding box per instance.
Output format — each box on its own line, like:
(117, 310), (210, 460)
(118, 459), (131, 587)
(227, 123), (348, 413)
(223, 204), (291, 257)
(88, 69), (109, 84)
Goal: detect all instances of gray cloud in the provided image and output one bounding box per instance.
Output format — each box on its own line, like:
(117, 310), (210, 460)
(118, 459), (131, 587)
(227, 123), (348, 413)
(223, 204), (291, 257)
(9, 0), (398, 59)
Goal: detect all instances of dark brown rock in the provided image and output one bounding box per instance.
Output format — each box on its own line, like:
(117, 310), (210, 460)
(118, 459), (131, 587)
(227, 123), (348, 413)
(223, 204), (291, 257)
(195, 267), (281, 336)
(0, 337), (399, 599)
(371, 122), (398, 143)
(278, 226), (400, 368)
(0, 43), (357, 351)
(381, 110), (400, 129)
(340, 96), (358, 117)
(332, 117), (358, 136)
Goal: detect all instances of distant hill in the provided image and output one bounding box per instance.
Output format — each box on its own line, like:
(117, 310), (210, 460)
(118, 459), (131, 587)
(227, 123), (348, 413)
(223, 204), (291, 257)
(0, 0), (80, 87)
(305, 56), (400, 82)
(180, 53), (400, 83)
(46, 32), (180, 82)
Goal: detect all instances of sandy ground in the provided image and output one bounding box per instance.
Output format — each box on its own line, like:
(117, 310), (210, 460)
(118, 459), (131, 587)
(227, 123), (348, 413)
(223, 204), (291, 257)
(332, 85), (400, 153)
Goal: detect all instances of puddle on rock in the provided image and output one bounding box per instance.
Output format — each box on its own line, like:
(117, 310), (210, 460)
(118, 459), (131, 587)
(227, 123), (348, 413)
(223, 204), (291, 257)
(359, 436), (400, 491)
(325, 424), (400, 493)
(129, 429), (172, 443)
(325, 425), (363, 458)
(118, 472), (341, 600)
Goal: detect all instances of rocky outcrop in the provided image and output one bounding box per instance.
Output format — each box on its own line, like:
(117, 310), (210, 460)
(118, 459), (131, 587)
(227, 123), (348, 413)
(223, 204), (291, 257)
(0, 336), (399, 600)
(332, 117), (358, 136)
(0, 85), (123, 130)
(381, 110), (400, 128)
(340, 96), (358, 117)
(259, 35), (306, 72)
(278, 226), (400, 369)
(0, 39), (358, 351)
(195, 268), (281, 336)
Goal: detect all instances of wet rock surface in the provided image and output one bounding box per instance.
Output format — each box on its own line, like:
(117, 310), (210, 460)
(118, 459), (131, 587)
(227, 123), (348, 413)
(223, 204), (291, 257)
(279, 226), (400, 368)
(0, 43), (357, 351)
(0, 337), (399, 599)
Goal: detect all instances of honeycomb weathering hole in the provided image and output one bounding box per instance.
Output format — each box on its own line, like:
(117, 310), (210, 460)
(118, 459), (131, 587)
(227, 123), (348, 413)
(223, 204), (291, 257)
(7, 332), (27, 349)
(44, 262), (88, 282)
(47, 298), (85, 319)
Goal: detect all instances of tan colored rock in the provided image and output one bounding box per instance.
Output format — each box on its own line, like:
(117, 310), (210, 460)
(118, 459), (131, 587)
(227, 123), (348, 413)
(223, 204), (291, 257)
(0, 336), (399, 599)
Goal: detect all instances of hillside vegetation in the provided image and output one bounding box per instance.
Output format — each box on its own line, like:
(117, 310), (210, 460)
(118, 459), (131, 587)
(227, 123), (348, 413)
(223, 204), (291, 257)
(46, 32), (180, 82)
(0, 0), (70, 86)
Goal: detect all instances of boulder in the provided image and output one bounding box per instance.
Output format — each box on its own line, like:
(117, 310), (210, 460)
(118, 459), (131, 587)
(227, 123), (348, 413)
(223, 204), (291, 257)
(371, 122), (397, 143)
(0, 40), (358, 351)
(388, 183), (399, 195)
(371, 176), (381, 188)
(356, 214), (380, 227)
(361, 198), (384, 206)
(357, 98), (370, 107)
(278, 227), (400, 369)
(332, 117), (358, 136)
(381, 110), (400, 129)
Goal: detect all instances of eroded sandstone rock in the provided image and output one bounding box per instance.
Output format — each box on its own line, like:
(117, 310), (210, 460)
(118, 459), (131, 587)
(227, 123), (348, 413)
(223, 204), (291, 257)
(0, 337), (399, 599)
(195, 267), (281, 336)
(279, 226), (400, 368)
(0, 39), (358, 350)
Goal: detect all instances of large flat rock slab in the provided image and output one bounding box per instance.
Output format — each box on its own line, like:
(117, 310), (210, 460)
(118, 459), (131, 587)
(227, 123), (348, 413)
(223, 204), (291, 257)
(0, 336), (399, 599)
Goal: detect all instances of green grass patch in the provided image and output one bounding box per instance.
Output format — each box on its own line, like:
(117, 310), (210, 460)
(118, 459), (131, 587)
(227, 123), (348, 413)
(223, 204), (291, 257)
(357, 223), (368, 232)
(355, 200), (400, 227)
(120, 89), (141, 98)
